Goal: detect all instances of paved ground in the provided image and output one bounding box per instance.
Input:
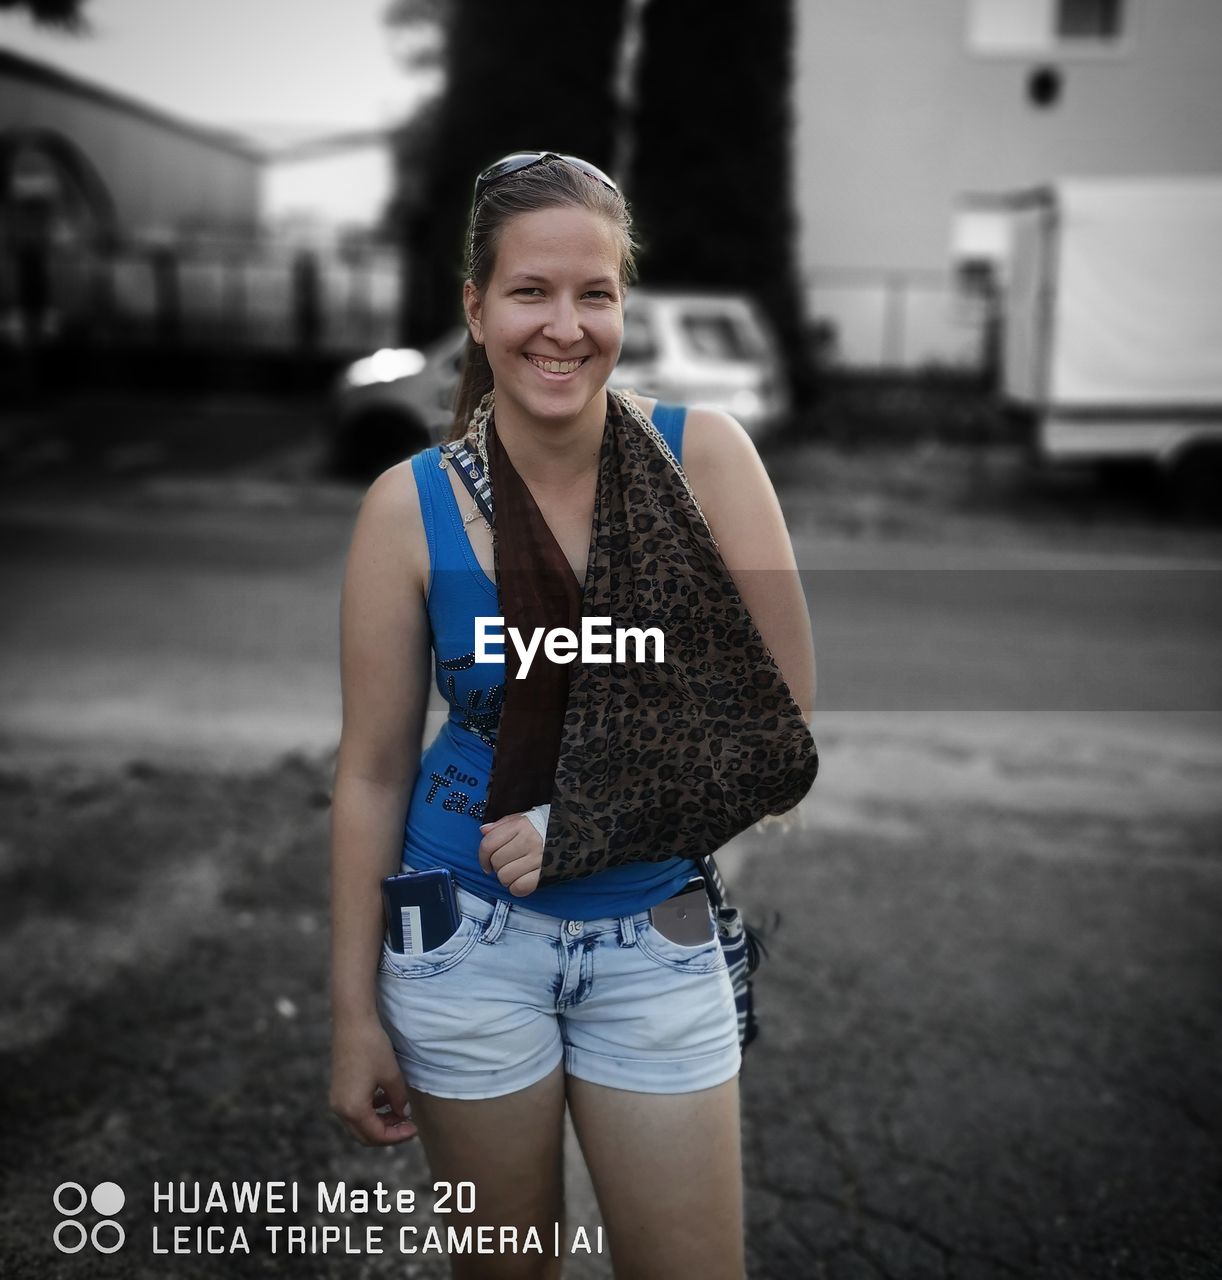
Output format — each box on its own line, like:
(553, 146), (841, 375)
(738, 712), (1222, 1280)
(1, 713), (1218, 1279)
(1, 413), (1220, 1278)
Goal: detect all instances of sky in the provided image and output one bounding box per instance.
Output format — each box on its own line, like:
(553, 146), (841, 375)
(0, 0), (434, 142)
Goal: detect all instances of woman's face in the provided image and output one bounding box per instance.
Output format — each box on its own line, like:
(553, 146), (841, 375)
(465, 205), (625, 423)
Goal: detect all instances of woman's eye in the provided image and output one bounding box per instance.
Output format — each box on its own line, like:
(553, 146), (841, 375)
(512, 288), (613, 298)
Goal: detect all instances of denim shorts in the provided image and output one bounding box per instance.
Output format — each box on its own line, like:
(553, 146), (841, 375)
(375, 870), (742, 1099)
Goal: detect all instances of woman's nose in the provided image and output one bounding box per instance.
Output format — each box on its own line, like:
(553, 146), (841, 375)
(541, 299), (583, 344)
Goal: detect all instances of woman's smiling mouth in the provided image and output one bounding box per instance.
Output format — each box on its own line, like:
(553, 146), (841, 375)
(524, 354), (589, 376)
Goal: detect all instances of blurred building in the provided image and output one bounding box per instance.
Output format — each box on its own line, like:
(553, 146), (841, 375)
(795, 0), (1222, 370)
(0, 50), (400, 354)
(0, 48), (260, 246)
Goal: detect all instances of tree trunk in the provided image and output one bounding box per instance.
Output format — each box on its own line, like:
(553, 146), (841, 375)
(627, 0), (816, 410)
(398, 0), (629, 343)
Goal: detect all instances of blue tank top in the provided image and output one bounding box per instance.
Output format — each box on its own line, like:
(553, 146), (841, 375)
(402, 402), (696, 918)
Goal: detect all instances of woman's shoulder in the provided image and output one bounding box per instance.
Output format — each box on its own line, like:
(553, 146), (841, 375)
(619, 390), (754, 475)
(670, 406), (773, 528)
(621, 390), (659, 422)
(362, 452), (429, 518)
(621, 389), (746, 445)
(350, 455), (430, 596)
(674, 405), (757, 471)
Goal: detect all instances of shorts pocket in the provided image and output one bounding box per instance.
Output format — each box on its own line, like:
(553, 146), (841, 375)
(377, 913), (483, 979)
(635, 914), (725, 975)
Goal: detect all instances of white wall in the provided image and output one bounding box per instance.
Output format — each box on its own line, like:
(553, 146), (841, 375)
(793, 0), (1222, 367)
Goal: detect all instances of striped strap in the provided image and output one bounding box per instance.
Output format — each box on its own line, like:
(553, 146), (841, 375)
(696, 853), (729, 908)
(440, 440), (495, 527)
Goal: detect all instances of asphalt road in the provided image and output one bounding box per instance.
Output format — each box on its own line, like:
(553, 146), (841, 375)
(2, 483), (1219, 763)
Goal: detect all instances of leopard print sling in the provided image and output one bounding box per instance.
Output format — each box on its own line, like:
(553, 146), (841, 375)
(454, 387), (819, 886)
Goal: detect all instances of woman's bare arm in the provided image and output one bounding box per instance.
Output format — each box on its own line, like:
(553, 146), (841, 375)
(681, 408), (816, 720)
(329, 460), (432, 1143)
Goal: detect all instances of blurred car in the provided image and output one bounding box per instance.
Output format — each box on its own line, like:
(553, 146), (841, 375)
(328, 289), (790, 475)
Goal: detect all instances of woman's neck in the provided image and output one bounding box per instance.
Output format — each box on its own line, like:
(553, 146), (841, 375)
(491, 387), (607, 491)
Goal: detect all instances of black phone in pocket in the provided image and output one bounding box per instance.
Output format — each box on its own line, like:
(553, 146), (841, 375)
(649, 877), (714, 945)
(381, 868), (461, 954)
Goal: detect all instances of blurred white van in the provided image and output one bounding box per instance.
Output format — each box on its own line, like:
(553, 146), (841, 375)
(1000, 177), (1222, 514)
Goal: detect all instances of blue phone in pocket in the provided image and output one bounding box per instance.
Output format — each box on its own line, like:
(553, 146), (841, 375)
(381, 868), (462, 954)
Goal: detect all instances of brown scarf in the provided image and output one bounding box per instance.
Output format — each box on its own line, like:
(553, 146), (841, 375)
(482, 419), (585, 820)
(471, 388), (817, 886)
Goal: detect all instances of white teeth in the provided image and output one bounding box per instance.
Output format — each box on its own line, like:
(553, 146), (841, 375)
(527, 355), (585, 373)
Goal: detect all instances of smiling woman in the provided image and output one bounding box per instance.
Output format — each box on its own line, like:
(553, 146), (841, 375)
(329, 152), (816, 1280)
(462, 206), (627, 427)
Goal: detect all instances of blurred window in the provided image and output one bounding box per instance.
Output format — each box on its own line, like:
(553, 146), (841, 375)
(1056, 0), (1123, 38)
(951, 209), (1011, 269)
(679, 314), (767, 363)
(620, 309), (660, 362)
(968, 0), (1126, 52)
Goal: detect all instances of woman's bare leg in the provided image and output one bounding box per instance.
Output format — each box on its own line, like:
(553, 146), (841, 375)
(406, 1061), (568, 1280)
(565, 1075), (745, 1280)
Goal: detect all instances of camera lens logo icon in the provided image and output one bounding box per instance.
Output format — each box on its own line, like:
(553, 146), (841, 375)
(53, 1181), (125, 1254)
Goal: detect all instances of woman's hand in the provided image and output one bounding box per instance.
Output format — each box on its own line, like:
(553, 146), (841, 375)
(478, 813), (543, 896)
(330, 1015), (418, 1146)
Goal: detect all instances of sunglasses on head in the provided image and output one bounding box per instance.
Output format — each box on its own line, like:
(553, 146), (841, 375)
(472, 151), (619, 208)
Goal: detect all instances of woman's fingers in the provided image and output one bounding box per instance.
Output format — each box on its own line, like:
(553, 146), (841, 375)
(478, 815), (542, 873)
(477, 827), (506, 873)
(478, 821), (519, 855)
(330, 1023), (419, 1146)
(374, 1075), (414, 1124)
(476, 818), (517, 870)
(487, 828), (544, 895)
(475, 814), (545, 892)
(333, 1088), (418, 1146)
(371, 1079), (418, 1142)
(501, 859), (541, 896)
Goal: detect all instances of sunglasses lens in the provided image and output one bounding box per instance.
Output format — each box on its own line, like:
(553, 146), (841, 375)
(474, 152), (619, 208)
(560, 155), (619, 192)
(474, 152), (546, 203)
(478, 152), (544, 184)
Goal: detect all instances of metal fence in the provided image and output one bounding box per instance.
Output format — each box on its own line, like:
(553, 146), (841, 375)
(0, 234), (404, 355)
(4, 243), (991, 375)
(805, 266), (993, 373)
